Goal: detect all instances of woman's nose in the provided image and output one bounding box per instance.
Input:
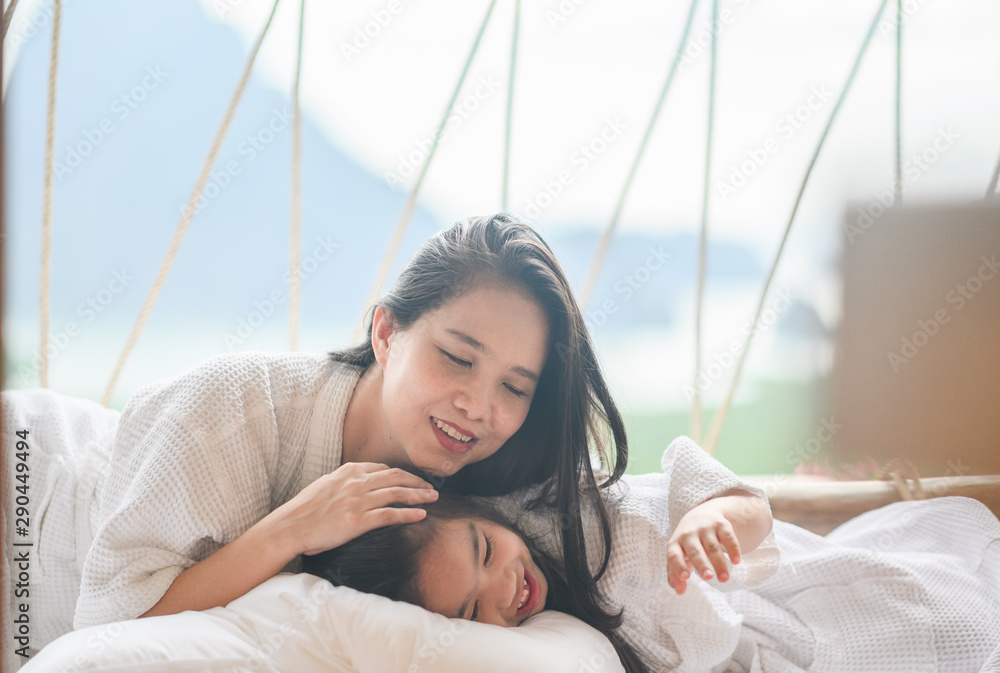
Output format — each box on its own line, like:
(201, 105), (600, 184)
(455, 380), (491, 421)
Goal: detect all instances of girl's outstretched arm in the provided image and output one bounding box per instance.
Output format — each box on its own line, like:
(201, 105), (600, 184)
(665, 488), (773, 595)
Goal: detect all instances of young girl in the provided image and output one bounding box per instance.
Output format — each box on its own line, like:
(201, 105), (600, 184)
(301, 491), (657, 673)
(300, 434), (775, 673)
(304, 442), (1000, 673)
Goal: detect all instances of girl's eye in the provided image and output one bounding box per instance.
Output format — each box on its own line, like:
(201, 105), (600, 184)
(441, 349), (471, 367)
(485, 533), (495, 565)
(470, 533), (495, 621)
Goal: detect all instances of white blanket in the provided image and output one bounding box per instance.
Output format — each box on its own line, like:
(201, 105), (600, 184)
(726, 497), (1000, 673)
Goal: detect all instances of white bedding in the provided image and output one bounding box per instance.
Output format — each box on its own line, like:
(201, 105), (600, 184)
(729, 497), (1000, 673)
(19, 573), (626, 673)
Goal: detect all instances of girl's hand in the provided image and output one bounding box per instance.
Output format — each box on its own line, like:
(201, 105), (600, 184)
(262, 462), (439, 557)
(666, 499), (742, 595)
(666, 490), (772, 595)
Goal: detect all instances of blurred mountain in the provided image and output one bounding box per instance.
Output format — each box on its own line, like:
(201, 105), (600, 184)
(2, 0), (443, 340)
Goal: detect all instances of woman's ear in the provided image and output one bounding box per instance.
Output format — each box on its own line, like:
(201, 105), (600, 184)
(372, 306), (395, 368)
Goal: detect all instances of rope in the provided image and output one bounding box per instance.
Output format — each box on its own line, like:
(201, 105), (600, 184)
(39, 0), (61, 388)
(894, 0), (902, 202)
(580, 0), (701, 308)
(703, 0), (890, 454)
(289, 0), (305, 352)
(101, 0), (282, 406)
(2, 0), (21, 42)
(691, 0), (717, 446)
(986, 148), (1000, 202)
(357, 0), (498, 339)
(502, 0), (520, 211)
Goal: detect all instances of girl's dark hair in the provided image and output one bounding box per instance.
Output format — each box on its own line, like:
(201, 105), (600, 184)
(329, 213), (630, 628)
(301, 493), (651, 673)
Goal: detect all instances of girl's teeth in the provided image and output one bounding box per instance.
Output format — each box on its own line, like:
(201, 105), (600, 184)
(518, 579), (530, 609)
(433, 418), (472, 442)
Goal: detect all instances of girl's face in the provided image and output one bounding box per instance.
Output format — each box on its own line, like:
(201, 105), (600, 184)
(415, 516), (548, 627)
(374, 284), (549, 478)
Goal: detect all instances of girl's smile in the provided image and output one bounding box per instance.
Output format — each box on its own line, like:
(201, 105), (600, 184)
(415, 516), (549, 627)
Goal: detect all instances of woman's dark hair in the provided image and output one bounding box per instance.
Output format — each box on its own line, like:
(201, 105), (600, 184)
(301, 493), (651, 673)
(328, 213), (630, 629)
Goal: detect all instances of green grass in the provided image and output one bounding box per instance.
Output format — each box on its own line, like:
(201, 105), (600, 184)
(621, 377), (832, 476)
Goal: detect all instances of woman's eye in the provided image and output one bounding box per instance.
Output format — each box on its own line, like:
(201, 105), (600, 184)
(441, 349), (471, 367)
(471, 603), (479, 621)
(505, 384), (527, 398)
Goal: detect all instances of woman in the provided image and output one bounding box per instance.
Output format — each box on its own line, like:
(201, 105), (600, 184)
(71, 213), (680, 631)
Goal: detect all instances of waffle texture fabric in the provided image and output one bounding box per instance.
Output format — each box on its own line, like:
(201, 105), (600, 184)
(724, 496), (1000, 673)
(73, 352), (362, 630)
(486, 436), (781, 672)
(2, 389), (121, 670)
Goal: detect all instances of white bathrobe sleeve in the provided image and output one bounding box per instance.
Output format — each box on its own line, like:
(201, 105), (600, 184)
(75, 352), (335, 629)
(487, 436), (777, 582)
(484, 436), (779, 672)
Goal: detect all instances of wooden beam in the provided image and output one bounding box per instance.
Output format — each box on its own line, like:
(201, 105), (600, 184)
(743, 475), (1000, 536)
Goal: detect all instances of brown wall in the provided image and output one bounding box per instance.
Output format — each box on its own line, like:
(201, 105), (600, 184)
(833, 202), (1000, 476)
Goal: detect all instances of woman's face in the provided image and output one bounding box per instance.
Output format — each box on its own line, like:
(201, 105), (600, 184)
(415, 516), (548, 627)
(374, 283), (549, 478)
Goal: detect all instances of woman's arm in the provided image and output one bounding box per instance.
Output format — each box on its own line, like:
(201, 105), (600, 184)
(138, 512), (295, 617)
(140, 462), (439, 617)
(77, 354), (441, 626)
(665, 488), (773, 595)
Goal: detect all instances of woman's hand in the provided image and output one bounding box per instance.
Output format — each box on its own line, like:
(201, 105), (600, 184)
(140, 463), (437, 619)
(666, 489), (772, 595)
(263, 462), (440, 557)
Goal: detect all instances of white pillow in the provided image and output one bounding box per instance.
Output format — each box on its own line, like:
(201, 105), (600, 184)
(21, 573), (626, 673)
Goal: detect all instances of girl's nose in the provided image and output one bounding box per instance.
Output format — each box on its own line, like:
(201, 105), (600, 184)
(490, 565), (519, 617)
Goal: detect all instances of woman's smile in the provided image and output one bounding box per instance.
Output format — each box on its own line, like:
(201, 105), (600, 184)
(430, 416), (478, 454)
(363, 283), (550, 477)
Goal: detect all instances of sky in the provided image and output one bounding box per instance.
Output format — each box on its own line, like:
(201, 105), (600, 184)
(193, 0), (1000, 234)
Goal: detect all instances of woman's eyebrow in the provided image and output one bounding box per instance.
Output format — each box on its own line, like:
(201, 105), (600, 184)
(456, 522), (480, 619)
(444, 329), (540, 382)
